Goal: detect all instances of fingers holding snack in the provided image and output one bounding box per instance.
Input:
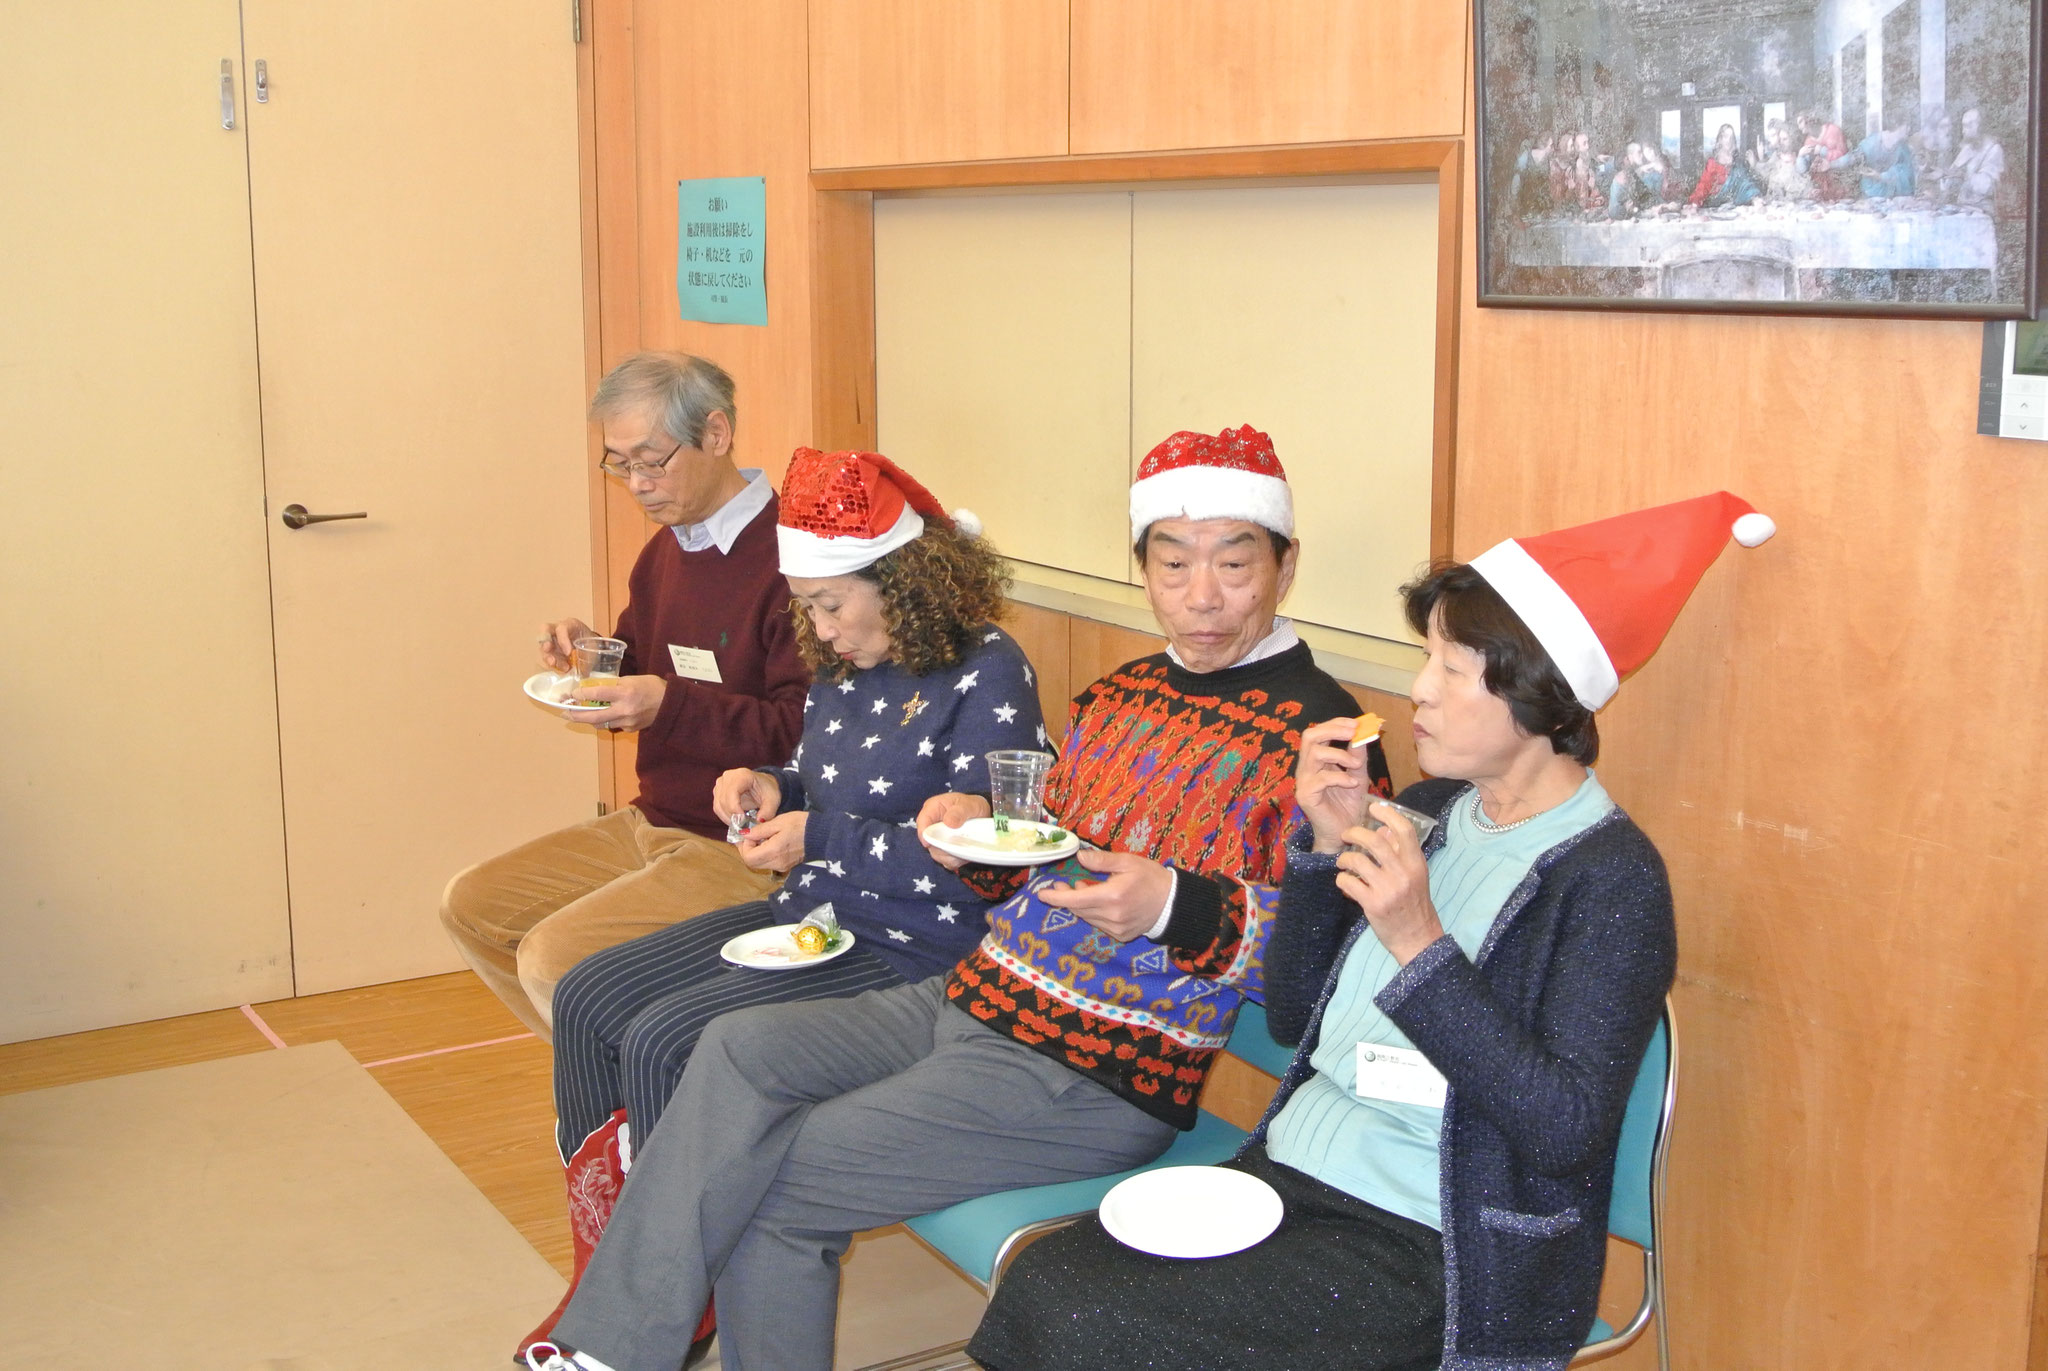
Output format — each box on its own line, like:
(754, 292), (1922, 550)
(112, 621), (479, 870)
(1296, 716), (1371, 853)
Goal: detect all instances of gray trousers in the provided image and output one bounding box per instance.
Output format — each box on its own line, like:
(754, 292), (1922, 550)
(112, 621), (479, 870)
(551, 976), (1177, 1371)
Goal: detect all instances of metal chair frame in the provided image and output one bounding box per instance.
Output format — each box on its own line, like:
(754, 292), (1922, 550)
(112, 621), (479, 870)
(1570, 996), (1678, 1370)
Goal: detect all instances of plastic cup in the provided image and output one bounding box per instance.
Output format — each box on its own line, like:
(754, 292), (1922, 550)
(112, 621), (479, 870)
(1345, 798), (1438, 858)
(572, 636), (627, 682)
(986, 749), (1054, 826)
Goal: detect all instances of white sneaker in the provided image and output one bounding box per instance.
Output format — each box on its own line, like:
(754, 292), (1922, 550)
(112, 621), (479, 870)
(525, 1344), (618, 1371)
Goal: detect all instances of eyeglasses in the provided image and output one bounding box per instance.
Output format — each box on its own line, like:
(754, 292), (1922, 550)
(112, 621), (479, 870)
(599, 439), (685, 481)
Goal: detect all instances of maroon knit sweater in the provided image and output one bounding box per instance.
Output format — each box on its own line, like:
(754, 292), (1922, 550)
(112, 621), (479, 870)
(612, 499), (809, 837)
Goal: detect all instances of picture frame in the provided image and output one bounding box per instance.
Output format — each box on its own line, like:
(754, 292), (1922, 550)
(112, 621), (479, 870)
(1474, 0), (2046, 317)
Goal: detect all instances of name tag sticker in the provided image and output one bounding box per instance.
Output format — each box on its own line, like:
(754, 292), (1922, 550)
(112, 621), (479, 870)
(1354, 1042), (1448, 1109)
(668, 644), (723, 683)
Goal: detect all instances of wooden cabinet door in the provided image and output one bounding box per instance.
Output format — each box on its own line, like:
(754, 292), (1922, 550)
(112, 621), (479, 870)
(0, 0), (293, 1040)
(1071, 0), (1468, 153)
(243, 0), (596, 992)
(808, 0), (1069, 167)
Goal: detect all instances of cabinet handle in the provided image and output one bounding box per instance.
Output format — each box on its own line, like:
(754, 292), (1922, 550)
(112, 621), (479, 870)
(219, 58), (236, 130)
(254, 59), (269, 104)
(281, 504), (368, 530)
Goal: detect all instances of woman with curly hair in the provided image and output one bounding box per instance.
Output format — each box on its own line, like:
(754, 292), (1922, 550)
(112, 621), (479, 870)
(517, 448), (1045, 1363)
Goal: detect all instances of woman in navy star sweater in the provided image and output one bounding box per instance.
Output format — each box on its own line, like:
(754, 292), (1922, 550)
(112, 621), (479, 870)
(763, 631), (1044, 981)
(519, 449), (1045, 1364)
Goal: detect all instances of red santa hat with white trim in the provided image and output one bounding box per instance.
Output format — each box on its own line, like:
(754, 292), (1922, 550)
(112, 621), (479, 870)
(1469, 490), (1776, 711)
(776, 446), (983, 577)
(1129, 424), (1293, 540)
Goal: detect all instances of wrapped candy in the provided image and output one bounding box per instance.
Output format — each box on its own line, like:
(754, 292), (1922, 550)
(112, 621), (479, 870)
(793, 903), (842, 956)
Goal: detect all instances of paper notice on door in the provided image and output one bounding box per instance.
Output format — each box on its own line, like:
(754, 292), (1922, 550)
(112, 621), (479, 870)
(669, 644), (722, 683)
(1354, 1042), (1448, 1109)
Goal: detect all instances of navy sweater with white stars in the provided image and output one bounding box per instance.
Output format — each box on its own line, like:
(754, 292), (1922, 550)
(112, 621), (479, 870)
(764, 625), (1048, 982)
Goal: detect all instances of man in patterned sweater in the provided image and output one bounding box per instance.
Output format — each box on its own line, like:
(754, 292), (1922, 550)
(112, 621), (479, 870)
(536, 427), (1392, 1371)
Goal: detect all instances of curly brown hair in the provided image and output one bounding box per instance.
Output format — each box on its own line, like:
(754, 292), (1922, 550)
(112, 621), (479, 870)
(792, 522), (1011, 680)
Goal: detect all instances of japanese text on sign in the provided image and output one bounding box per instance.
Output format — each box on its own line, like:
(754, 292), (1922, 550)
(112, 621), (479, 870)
(676, 178), (767, 326)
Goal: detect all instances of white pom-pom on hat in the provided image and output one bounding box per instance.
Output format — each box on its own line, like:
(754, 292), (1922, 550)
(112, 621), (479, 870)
(951, 508), (984, 539)
(1732, 511), (1776, 548)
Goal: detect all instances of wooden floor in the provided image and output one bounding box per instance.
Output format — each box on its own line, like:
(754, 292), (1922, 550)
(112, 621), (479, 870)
(0, 972), (576, 1276)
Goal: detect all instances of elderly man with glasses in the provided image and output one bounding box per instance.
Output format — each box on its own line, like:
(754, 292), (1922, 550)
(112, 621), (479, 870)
(440, 351), (809, 1039)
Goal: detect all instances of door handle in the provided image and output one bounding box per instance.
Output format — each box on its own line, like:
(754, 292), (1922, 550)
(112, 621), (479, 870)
(254, 59), (269, 104)
(220, 59), (236, 129)
(281, 504), (368, 530)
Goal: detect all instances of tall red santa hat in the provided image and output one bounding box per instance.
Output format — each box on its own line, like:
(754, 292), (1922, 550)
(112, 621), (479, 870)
(776, 447), (982, 578)
(1129, 424), (1293, 540)
(1469, 490), (1777, 711)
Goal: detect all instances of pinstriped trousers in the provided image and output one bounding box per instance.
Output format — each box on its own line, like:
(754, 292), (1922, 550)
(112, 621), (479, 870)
(549, 900), (904, 1160)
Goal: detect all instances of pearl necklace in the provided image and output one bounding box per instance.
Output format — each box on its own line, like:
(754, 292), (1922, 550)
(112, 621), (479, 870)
(1468, 789), (1541, 834)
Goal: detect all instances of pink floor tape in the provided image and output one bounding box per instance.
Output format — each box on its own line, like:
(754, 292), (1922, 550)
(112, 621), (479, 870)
(238, 1003), (289, 1050)
(361, 1033), (535, 1069)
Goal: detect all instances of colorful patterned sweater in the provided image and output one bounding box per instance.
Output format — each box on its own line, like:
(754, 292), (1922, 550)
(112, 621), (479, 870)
(944, 641), (1388, 1129)
(767, 626), (1047, 982)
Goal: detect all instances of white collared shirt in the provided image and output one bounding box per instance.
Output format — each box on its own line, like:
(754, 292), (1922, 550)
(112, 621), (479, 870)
(1164, 616), (1301, 670)
(671, 468), (773, 554)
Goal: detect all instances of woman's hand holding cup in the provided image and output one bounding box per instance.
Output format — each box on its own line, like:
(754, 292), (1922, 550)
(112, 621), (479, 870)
(1336, 802), (1443, 964)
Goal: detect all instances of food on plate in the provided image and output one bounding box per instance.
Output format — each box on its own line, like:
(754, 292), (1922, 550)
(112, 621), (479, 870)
(983, 822), (1070, 853)
(1348, 712), (1385, 749)
(792, 924), (829, 955)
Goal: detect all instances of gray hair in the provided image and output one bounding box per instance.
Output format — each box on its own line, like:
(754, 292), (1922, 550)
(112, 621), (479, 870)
(589, 351), (738, 447)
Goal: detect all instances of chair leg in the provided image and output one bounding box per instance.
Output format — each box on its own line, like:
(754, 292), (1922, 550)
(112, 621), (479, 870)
(1649, 1251), (1671, 1371)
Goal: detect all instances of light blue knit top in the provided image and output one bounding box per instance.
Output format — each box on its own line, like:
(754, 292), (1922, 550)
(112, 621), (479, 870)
(1265, 771), (1613, 1229)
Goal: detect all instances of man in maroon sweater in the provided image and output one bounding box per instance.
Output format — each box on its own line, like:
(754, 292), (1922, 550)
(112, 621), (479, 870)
(441, 353), (809, 1038)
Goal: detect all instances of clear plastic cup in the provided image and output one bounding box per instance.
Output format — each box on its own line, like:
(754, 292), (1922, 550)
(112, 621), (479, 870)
(986, 749), (1054, 826)
(572, 635), (627, 683)
(1344, 798), (1438, 858)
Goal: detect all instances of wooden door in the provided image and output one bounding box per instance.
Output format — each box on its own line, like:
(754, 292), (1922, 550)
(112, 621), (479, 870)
(242, 0), (595, 992)
(0, 1), (293, 1040)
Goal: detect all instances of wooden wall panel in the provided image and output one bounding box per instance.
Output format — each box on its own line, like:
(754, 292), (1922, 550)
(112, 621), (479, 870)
(1070, 0), (1466, 154)
(590, 0), (643, 811)
(628, 0), (814, 487)
(810, 189), (876, 451)
(1453, 67), (2048, 1371)
(1068, 619), (1170, 689)
(1346, 685), (1419, 794)
(1003, 601), (1074, 745)
(808, 0), (1068, 168)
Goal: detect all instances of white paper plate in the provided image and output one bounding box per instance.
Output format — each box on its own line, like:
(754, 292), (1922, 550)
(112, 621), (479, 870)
(1098, 1165), (1284, 1259)
(920, 818), (1082, 867)
(719, 925), (857, 970)
(523, 671), (607, 711)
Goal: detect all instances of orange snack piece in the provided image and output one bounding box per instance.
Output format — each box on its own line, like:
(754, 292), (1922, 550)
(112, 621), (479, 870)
(1348, 712), (1385, 749)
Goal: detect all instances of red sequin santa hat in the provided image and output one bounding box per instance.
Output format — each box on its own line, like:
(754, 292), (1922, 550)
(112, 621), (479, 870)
(1128, 425), (1293, 541)
(776, 447), (982, 578)
(1470, 490), (1777, 711)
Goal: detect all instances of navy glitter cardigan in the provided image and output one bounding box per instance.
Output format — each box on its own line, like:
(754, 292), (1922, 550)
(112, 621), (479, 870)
(1251, 776), (1676, 1371)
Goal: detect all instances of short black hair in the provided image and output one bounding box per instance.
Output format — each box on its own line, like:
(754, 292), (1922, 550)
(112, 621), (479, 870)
(1400, 560), (1599, 765)
(1133, 522), (1292, 566)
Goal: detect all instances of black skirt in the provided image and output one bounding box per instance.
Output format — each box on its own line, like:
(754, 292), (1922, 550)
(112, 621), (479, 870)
(967, 1149), (1446, 1371)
